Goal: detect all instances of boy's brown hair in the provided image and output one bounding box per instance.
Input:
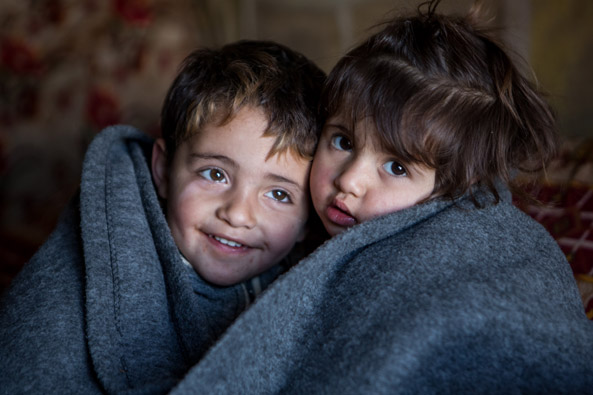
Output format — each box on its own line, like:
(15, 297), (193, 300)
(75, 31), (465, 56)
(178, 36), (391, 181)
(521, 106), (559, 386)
(160, 40), (326, 162)
(321, 0), (557, 205)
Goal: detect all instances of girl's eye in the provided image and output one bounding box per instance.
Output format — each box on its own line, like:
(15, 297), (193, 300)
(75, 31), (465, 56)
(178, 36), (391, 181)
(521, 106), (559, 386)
(198, 168), (227, 183)
(265, 189), (291, 203)
(330, 135), (352, 151)
(383, 161), (407, 177)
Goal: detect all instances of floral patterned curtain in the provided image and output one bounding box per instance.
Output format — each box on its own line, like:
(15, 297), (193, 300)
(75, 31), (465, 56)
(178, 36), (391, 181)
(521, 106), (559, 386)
(0, 0), (237, 292)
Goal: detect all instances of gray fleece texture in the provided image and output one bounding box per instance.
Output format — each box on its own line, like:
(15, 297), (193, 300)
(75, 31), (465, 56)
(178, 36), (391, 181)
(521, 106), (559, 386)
(171, 186), (593, 394)
(0, 126), (269, 394)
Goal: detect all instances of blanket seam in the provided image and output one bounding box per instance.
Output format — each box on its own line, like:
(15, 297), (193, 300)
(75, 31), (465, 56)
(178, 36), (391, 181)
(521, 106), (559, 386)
(105, 144), (132, 387)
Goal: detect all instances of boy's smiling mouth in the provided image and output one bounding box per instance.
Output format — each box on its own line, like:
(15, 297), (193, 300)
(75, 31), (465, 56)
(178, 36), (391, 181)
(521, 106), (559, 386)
(212, 235), (244, 248)
(206, 233), (256, 252)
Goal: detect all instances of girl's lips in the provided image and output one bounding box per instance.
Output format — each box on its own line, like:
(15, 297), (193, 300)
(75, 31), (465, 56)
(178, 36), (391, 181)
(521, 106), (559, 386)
(325, 200), (357, 227)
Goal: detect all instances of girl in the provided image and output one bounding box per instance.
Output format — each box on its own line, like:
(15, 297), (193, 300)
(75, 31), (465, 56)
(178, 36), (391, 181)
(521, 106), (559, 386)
(310, 0), (557, 235)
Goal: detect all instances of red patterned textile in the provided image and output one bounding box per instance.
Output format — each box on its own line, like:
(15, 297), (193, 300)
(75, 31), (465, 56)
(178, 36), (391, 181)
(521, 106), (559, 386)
(0, 0), (220, 294)
(515, 139), (593, 318)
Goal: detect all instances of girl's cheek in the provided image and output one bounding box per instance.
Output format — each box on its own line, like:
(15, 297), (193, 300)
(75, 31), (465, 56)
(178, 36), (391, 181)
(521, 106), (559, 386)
(314, 168), (334, 195)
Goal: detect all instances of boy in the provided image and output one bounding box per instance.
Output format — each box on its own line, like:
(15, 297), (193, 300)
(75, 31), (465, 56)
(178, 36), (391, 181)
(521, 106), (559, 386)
(151, 40), (325, 287)
(0, 40), (325, 394)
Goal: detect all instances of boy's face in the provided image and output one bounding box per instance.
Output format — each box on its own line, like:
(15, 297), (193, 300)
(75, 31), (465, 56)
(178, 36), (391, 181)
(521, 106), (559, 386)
(153, 106), (310, 286)
(310, 114), (435, 236)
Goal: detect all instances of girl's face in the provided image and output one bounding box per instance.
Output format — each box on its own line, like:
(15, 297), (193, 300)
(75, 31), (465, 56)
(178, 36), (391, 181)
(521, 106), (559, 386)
(310, 115), (436, 236)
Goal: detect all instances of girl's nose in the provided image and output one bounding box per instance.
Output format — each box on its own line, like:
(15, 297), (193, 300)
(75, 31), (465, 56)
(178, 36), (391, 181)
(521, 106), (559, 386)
(215, 188), (257, 229)
(334, 157), (369, 198)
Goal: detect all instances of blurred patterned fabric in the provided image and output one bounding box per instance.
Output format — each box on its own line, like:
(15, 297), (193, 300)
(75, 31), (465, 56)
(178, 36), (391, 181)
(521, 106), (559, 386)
(515, 139), (593, 318)
(0, 0), (230, 293)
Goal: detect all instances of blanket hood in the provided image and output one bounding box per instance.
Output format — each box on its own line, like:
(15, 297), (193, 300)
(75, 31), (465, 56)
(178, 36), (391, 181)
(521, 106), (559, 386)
(171, 183), (593, 394)
(79, 126), (241, 393)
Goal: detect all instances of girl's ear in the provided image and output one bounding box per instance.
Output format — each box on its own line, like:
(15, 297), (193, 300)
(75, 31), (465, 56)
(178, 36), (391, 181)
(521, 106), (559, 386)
(152, 138), (169, 199)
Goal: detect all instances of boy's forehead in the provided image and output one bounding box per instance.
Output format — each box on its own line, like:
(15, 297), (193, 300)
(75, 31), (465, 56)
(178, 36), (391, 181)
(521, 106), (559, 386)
(265, 147), (310, 168)
(183, 108), (305, 159)
(179, 104), (313, 165)
(199, 104), (269, 132)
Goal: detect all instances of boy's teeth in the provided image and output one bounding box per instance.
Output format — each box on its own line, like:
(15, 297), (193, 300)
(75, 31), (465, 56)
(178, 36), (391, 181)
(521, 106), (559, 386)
(213, 235), (243, 247)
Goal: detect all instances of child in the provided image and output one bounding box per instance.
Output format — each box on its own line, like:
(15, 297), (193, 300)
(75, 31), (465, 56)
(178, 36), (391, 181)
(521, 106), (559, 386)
(170, 2), (593, 393)
(0, 40), (325, 394)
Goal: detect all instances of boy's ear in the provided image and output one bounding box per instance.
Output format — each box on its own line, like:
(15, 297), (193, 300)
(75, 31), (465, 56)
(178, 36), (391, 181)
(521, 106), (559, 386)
(152, 138), (169, 199)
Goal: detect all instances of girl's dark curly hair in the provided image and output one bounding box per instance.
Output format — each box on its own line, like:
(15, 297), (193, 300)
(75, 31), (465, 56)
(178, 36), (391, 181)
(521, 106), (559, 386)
(321, 0), (557, 205)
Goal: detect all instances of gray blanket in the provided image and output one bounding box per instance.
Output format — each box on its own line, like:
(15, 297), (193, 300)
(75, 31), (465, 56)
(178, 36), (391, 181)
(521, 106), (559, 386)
(0, 126), (273, 394)
(172, 185), (593, 393)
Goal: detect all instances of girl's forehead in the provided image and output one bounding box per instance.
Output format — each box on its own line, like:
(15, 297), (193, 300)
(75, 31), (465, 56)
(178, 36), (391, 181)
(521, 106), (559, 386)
(327, 113), (381, 147)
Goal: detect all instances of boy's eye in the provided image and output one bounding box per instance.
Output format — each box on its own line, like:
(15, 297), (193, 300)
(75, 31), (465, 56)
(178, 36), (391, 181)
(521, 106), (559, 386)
(330, 135), (352, 151)
(198, 168), (227, 182)
(383, 161), (407, 177)
(265, 189), (291, 203)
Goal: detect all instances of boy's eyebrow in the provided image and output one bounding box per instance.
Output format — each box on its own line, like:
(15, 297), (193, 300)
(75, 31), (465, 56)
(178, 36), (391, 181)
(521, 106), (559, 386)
(189, 153), (238, 169)
(263, 173), (302, 190)
(190, 152), (303, 190)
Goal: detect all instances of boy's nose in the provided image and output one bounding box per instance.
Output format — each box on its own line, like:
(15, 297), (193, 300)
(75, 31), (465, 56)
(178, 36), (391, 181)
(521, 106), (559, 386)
(334, 157), (368, 198)
(216, 189), (257, 229)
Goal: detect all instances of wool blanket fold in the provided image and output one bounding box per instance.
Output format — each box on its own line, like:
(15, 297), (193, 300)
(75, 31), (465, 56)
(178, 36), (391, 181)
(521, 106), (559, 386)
(171, 188), (593, 394)
(0, 125), (264, 394)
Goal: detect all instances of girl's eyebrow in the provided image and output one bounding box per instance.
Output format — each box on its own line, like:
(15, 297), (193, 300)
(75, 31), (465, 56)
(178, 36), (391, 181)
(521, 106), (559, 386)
(325, 122), (350, 133)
